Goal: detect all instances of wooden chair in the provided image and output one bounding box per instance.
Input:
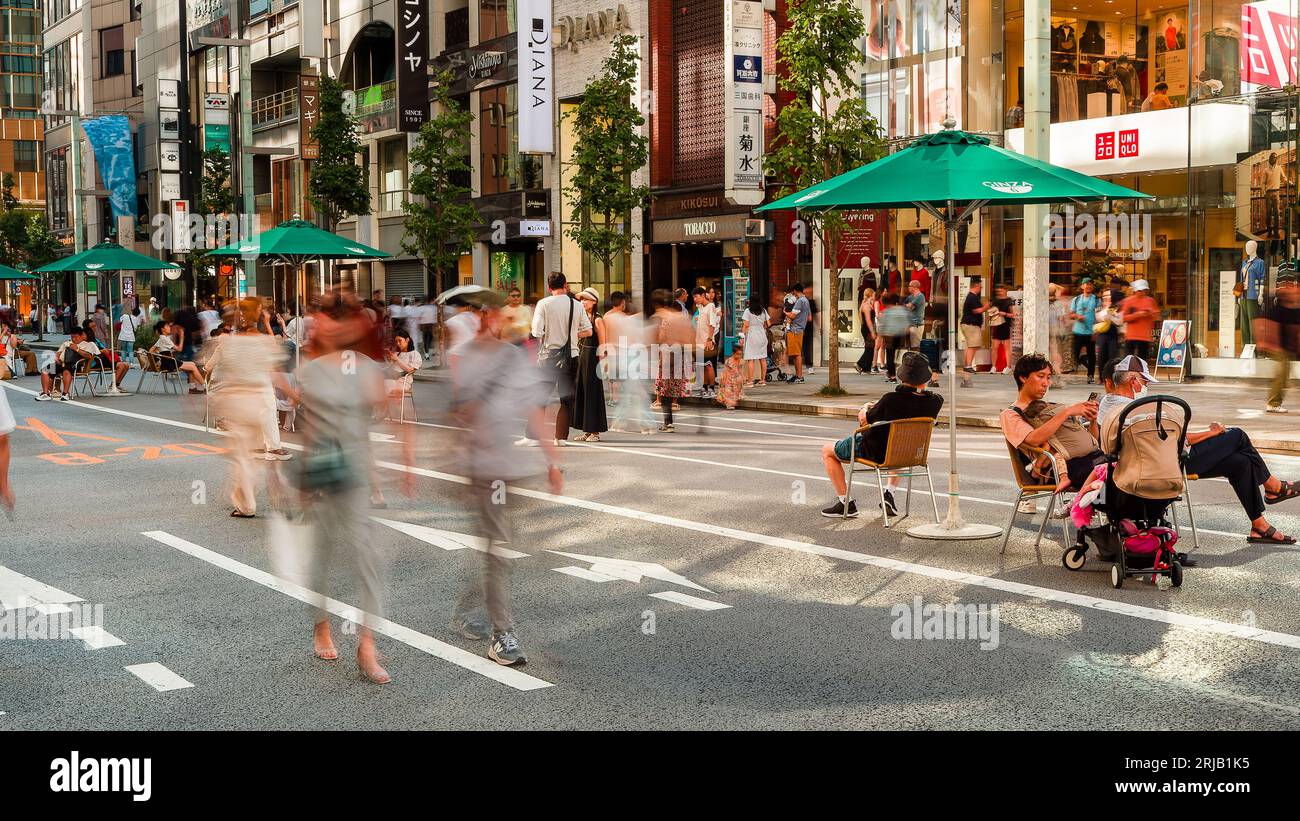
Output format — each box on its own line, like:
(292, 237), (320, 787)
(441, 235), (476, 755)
(1001, 441), (1073, 555)
(843, 417), (939, 528)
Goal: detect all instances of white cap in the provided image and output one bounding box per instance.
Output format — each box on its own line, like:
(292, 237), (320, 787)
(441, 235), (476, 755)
(1115, 354), (1159, 383)
(1131, 278), (1150, 291)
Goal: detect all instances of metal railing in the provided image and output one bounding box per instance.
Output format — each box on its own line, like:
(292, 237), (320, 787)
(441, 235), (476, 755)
(378, 190), (408, 212)
(250, 87), (299, 129)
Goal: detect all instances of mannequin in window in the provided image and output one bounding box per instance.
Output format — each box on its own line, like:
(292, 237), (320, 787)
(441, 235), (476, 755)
(1265, 152), (1290, 244)
(1240, 239), (1267, 349)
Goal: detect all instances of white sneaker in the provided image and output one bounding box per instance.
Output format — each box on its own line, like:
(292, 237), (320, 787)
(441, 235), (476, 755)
(514, 437), (539, 447)
(1266, 405), (1288, 414)
(34, 392), (51, 401)
(553, 438), (568, 447)
(1018, 500), (1038, 514)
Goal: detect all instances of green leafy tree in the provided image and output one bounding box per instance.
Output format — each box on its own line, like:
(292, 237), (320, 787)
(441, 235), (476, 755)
(402, 70), (479, 309)
(23, 213), (61, 340)
(308, 75), (371, 231)
(189, 147), (235, 292)
(0, 173), (63, 339)
(564, 33), (649, 288)
(766, 0), (886, 394)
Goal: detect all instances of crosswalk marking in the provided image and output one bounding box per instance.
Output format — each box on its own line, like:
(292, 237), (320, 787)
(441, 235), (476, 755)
(69, 626), (125, 650)
(125, 662), (194, 692)
(0, 566), (83, 612)
(648, 591), (732, 611)
(140, 530), (554, 691)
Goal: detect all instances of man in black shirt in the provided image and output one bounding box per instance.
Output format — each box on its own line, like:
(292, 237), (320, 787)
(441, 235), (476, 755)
(171, 305), (203, 362)
(960, 278), (987, 376)
(821, 351), (943, 517)
(1260, 273), (1300, 413)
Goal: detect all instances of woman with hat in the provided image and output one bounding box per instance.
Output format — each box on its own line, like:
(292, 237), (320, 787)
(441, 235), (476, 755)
(571, 287), (608, 441)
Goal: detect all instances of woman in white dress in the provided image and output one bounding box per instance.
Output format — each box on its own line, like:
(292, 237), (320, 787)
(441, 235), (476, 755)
(741, 295), (770, 386)
(0, 381), (14, 517)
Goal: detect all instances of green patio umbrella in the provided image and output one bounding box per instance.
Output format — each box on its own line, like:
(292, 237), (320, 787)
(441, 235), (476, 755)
(759, 127), (1152, 541)
(36, 240), (181, 396)
(0, 263), (38, 280)
(208, 218), (391, 366)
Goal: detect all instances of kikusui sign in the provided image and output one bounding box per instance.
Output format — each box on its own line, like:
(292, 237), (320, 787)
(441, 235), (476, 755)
(397, 0), (429, 132)
(724, 0), (764, 206)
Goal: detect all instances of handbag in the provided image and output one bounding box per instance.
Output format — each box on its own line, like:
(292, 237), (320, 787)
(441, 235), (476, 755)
(1093, 307), (1112, 334)
(544, 297), (576, 372)
(299, 438), (356, 493)
(987, 306), (1005, 327)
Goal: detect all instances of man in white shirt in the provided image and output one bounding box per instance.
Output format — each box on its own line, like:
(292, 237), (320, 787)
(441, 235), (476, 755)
(418, 298), (437, 360)
(198, 299), (221, 339)
(521, 272), (591, 446)
(445, 303), (481, 368)
(692, 286), (720, 399)
(36, 327), (129, 400)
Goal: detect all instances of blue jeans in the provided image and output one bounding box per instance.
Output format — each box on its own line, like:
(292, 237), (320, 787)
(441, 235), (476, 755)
(120, 341), (134, 363)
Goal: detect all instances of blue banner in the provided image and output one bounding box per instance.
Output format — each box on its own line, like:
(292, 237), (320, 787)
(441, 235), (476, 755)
(80, 115), (138, 222)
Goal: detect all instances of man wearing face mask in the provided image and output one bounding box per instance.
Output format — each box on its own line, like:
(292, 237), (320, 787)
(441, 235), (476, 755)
(1098, 355), (1300, 547)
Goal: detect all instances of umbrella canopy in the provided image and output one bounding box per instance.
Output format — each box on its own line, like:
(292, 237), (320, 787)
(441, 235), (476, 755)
(206, 219), (390, 264)
(758, 129), (1150, 212)
(34, 239), (181, 273)
(0, 263), (37, 280)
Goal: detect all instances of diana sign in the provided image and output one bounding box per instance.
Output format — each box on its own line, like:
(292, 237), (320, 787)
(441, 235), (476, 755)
(556, 5), (632, 52)
(518, 0), (554, 154)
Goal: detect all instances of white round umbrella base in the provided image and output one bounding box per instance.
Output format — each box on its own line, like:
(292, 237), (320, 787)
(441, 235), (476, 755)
(907, 521), (1004, 541)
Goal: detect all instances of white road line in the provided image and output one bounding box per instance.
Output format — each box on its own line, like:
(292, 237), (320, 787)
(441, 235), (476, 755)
(69, 626), (125, 650)
(0, 565), (84, 612)
(139, 530), (553, 691)
(553, 566), (618, 583)
(370, 517), (530, 559)
(372, 460), (1300, 652)
(648, 591), (732, 611)
(124, 662), (194, 692)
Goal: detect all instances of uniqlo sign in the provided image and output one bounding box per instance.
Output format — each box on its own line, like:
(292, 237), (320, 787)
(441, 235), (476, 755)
(1118, 129), (1139, 157)
(1242, 0), (1299, 89)
(1095, 132), (1116, 160)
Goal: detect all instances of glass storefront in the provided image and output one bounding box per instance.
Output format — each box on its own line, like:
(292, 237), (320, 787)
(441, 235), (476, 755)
(846, 0), (1299, 369)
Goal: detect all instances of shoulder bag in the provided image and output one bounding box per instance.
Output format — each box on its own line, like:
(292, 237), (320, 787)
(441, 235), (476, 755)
(544, 297), (576, 372)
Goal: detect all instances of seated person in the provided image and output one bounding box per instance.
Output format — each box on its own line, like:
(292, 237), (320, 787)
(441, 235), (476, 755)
(384, 330), (422, 397)
(0, 321), (35, 378)
(1000, 353), (1101, 494)
(35, 327), (128, 398)
(150, 320), (207, 392)
(1099, 354), (1300, 546)
(820, 351), (943, 518)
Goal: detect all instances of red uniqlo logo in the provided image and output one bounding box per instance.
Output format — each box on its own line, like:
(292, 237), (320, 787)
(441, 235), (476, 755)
(1095, 132), (1116, 160)
(1118, 128), (1139, 158)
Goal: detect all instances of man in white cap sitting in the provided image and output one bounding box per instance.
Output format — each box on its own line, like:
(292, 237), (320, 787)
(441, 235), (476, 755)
(1098, 354), (1300, 548)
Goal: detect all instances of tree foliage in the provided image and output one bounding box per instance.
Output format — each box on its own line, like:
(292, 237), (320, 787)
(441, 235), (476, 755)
(403, 70), (479, 301)
(766, 0), (886, 391)
(0, 173), (63, 339)
(308, 75), (371, 230)
(564, 34), (649, 283)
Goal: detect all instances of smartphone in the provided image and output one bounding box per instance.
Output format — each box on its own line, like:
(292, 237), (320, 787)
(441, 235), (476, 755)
(1086, 391), (1100, 403)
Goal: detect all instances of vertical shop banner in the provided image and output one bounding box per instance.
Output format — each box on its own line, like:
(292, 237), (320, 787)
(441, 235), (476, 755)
(1242, 0), (1298, 90)
(204, 93), (231, 154)
(397, 0), (430, 132)
(518, 0), (554, 154)
(299, 74), (320, 159)
(724, 0), (764, 206)
(80, 116), (138, 221)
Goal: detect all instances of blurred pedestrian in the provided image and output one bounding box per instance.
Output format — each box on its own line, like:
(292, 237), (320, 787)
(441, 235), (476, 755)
(742, 295), (769, 386)
(987, 283), (1015, 374)
(903, 280), (926, 349)
(716, 342), (746, 410)
(0, 381), (13, 519)
(449, 290), (564, 665)
(1068, 278), (1098, 383)
(417, 297), (437, 360)
(692, 286), (720, 398)
(1259, 273), (1300, 413)
(877, 292), (910, 383)
(960, 278), (986, 377)
(572, 288), (608, 441)
(604, 292), (654, 434)
(652, 289), (693, 432)
(1119, 278), (1160, 360)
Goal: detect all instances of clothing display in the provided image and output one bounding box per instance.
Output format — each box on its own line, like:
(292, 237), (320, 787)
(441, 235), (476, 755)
(1051, 72), (1125, 122)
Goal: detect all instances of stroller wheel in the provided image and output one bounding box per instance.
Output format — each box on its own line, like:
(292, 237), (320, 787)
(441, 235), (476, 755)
(1062, 547), (1087, 571)
(1170, 561), (1184, 588)
(1110, 563), (1124, 589)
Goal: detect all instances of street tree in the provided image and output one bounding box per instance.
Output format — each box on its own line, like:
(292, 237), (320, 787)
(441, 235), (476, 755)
(766, 0), (886, 395)
(308, 75), (370, 232)
(564, 33), (649, 290)
(402, 69), (479, 352)
(189, 147), (235, 296)
(23, 213), (61, 340)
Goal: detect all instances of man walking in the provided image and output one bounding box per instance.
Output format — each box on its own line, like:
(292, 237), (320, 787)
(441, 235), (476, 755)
(1259, 273), (1300, 413)
(960, 278), (987, 378)
(692, 286), (720, 398)
(783, 282), (810, 384)
(524, 272), (591, 446)
(1068, 278), (1099, 384)
(904, 280), (927, 349)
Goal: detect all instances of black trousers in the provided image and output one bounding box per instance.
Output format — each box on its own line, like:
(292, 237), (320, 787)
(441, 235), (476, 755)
(857, 325), (874, 371)
(1185, 428), (1270, 521)
(1095, 331), (1119, 372)
(1124, 340), (1151, 360)
(1072, 333), (1095, 378)
(885, 336), (904, 379)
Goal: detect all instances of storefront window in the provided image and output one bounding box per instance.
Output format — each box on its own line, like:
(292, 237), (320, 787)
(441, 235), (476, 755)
(479, 0), (516, 42)
(861, 1), (967, 139)
(379, 137), (408, 212)
(480, 84), (525, 195)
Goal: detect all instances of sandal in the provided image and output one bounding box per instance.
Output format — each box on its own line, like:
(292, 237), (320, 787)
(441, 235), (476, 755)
(1265, 480), (1300, 505)
(1247, 525), (1297, 545)
(230, 510), (256, 519)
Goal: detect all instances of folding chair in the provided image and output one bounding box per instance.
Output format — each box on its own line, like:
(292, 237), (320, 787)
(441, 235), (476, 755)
(1000, 441), (1073, 555)
(1169, 471), (1200, 550)
(70, 356), (109, 398)
(843, 417), (940, 528)
(134, 350), (182, 394)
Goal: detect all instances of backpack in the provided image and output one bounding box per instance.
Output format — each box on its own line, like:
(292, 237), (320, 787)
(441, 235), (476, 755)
(1100, 406), (1186, 500)
(1011, 400), (1099, 461)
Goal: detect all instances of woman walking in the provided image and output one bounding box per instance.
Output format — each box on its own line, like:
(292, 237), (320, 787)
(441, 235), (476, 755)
(987, 284), (1016, 374)
(855, 287), (877, 373)
(572, 288), (608, 441)
(652, 290), (693, 432)
(741, 295), (769, 386)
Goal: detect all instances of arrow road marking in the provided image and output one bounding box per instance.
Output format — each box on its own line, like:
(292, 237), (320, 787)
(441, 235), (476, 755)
(553, 566), (619, 583)
(547, 551), (712, 593)
(0, 566), (84, 612)
(648, 591), (732, 611)
(370, 517), (530, 559)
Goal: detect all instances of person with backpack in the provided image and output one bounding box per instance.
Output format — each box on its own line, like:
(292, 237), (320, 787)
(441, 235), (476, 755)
(1000, 353), (1102, 494)
(1067, 278), (1099, 383)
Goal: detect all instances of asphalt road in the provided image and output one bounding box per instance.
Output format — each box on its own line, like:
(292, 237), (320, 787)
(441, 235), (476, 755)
(3, 374), (1300, 730)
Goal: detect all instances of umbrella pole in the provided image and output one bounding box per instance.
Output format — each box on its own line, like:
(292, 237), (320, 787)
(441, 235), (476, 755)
(909, 204), (1002, 540)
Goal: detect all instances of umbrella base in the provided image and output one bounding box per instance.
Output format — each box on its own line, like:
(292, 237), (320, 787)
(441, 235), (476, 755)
(907, 521), (1003, 541)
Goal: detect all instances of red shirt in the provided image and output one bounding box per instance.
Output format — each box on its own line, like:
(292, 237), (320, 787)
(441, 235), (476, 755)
(1120, 294), (1160, 342)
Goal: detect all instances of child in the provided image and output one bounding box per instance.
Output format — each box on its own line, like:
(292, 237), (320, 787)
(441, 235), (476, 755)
(716, 344), (746, 410)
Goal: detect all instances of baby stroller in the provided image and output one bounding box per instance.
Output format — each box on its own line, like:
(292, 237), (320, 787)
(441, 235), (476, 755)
(1063, 396), (1192, 589)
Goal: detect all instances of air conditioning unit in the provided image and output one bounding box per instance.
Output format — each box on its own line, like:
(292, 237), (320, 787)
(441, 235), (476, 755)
(744, 218), (771, 241)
